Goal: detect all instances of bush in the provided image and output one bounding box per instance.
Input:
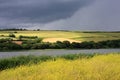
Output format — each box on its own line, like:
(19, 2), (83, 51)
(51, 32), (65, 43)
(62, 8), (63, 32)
(18, 35), (38, 40)
(0, 38), (12, 43)
(14, 31), (17, 33)
(9, 33), (15, 38)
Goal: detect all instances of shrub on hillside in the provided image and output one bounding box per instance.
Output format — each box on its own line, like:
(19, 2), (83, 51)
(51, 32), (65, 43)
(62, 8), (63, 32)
(9, 33), (15, 38)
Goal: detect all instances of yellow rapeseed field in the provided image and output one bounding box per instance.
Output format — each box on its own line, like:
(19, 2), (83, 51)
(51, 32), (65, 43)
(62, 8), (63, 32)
(0, 54), (120, 80)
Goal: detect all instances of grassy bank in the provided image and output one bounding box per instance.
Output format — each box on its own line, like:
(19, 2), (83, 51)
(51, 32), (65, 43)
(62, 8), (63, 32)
(0, 53), (120, 80)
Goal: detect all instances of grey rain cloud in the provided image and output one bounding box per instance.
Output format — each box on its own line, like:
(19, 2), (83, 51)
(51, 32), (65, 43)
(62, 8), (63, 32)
(40, 0), (120, 31)
(0, 0), (93, 28)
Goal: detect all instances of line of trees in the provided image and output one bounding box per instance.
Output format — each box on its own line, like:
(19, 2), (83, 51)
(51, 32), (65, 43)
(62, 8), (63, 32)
(0, 28), (41, 31)
(0, 38), (120, 51)
(0, 28), (27, 31)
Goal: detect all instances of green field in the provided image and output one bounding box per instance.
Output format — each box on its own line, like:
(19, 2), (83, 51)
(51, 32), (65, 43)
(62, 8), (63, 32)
(0, 30), (120, 42)
(0, 53), (120, 80)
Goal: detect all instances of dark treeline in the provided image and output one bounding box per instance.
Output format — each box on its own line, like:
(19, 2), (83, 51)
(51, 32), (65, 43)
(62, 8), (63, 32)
(0, 38), (120, 51)
(0, 28), (28, 31)
(0, 28), (41, 31)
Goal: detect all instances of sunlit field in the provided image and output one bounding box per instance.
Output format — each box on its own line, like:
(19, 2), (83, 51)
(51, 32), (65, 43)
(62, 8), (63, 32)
(0, 53), (120, 80)
(0, 30), (120, 42)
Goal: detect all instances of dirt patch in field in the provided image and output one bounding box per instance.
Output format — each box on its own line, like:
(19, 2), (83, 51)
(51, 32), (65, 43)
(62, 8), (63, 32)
(43, 38), (81, 43)
(12, 41), (23, 45)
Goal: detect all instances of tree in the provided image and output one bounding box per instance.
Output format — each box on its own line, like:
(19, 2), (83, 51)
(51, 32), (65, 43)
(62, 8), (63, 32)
(63, 41), (71, 48)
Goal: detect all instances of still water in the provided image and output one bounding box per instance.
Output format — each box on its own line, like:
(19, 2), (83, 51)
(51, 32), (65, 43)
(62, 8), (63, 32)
(0, 49), (120, 59)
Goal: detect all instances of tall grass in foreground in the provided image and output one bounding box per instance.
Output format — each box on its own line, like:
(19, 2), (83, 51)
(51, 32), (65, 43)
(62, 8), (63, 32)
(0, 53), (120, 80)
(0, 53), (95, 70)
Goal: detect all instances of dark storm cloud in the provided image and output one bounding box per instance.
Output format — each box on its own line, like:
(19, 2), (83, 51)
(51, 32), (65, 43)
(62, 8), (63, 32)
(1, 0), (120, 31)
(0, 0), (93, 26)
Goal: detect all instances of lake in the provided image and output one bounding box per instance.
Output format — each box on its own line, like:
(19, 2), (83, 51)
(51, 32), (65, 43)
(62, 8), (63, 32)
(0, 49), (120, 59)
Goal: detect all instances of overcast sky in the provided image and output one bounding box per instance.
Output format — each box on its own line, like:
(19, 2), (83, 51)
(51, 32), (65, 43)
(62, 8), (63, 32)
(0, 0), (120, 31)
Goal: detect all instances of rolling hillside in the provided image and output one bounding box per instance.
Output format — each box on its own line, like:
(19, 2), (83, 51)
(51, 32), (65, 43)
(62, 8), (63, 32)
(0, 30), (120, 42)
